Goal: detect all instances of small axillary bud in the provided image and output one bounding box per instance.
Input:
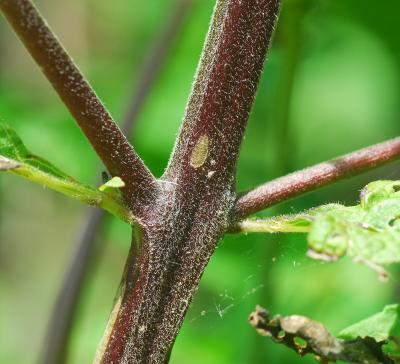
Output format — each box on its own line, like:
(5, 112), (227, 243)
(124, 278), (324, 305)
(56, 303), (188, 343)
(190, 135), (209, 168)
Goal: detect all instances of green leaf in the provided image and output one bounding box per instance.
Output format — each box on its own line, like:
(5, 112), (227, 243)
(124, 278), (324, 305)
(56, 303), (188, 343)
(339, 304), (400, 342)
(339, 304), (400, 360)
(0, 122), (133, 224)
(250, 304), (400, 362)
(99, 176), (125, 192)
(307, 180), (400, 278)
(238, 180), (400, 278)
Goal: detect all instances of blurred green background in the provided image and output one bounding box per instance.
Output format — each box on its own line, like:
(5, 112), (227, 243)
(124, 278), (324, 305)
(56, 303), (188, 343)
(1, 0), (400, 363)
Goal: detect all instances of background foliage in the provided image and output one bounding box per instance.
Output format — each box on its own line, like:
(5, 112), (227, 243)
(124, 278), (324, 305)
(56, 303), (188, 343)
(1, 0), (399, 363)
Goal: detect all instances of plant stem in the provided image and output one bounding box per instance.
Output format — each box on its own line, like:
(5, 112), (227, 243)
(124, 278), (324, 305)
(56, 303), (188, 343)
(0, 0), (157, 209)
(164, 0), (280, 183)
(238, 216), (310, 233)
(96, 1), (281, 362)
(39, 2), (194, 363)
(234, 137), (400, 220)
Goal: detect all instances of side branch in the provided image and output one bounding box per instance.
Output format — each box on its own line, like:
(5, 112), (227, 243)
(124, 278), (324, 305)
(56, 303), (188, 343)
(234, 137), (400, 219)
(0, 0), (157, 208)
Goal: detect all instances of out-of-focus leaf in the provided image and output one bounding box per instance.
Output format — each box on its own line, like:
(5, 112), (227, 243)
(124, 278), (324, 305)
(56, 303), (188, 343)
(238, 180), (400, 278)
(339, 304), (400, 342)
(0, 122), (133, 223)
(307, 180), (400, 279)
(339, 304), (400, 360)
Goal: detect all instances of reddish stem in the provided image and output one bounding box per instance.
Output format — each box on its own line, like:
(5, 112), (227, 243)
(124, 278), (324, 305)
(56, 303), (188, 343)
(234, 137), (400, 220)
(165, 0), (280, 184)
(98, 0), (281, 362)
(0, 0), (157, 209)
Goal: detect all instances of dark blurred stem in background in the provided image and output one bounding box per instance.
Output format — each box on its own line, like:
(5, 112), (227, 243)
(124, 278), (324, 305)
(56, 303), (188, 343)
(393, 122), (400, 301)
(120, 0), (195, 139)
(0, 18), (4, 260)
(273, 1), (312, 178)
(251, 1), (310, 363)
(39, 1), (194, 363)
(0, 18), (4, 81)
(0, 176), (3, 265)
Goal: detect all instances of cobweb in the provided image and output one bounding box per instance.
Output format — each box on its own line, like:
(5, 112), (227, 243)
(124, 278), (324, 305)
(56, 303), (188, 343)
(182, 166), (400, 328)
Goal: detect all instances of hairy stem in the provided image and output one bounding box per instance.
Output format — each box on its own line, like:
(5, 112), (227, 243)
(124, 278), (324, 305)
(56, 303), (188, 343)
(234, 137), (400, 220)
(0, 0), (157, 208)
(97, 0), (281, 362)
(164, 0), (280, 183)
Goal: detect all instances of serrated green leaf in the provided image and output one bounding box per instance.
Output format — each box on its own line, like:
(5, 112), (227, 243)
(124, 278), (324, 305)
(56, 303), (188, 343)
(238, 180), (400, 277)
(99, 176), (125, 192)
(339, 304), (400, 359)
(308, 180), (400, 276)
(0, 122), (133, 224)
(339, 304), (400, 342)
